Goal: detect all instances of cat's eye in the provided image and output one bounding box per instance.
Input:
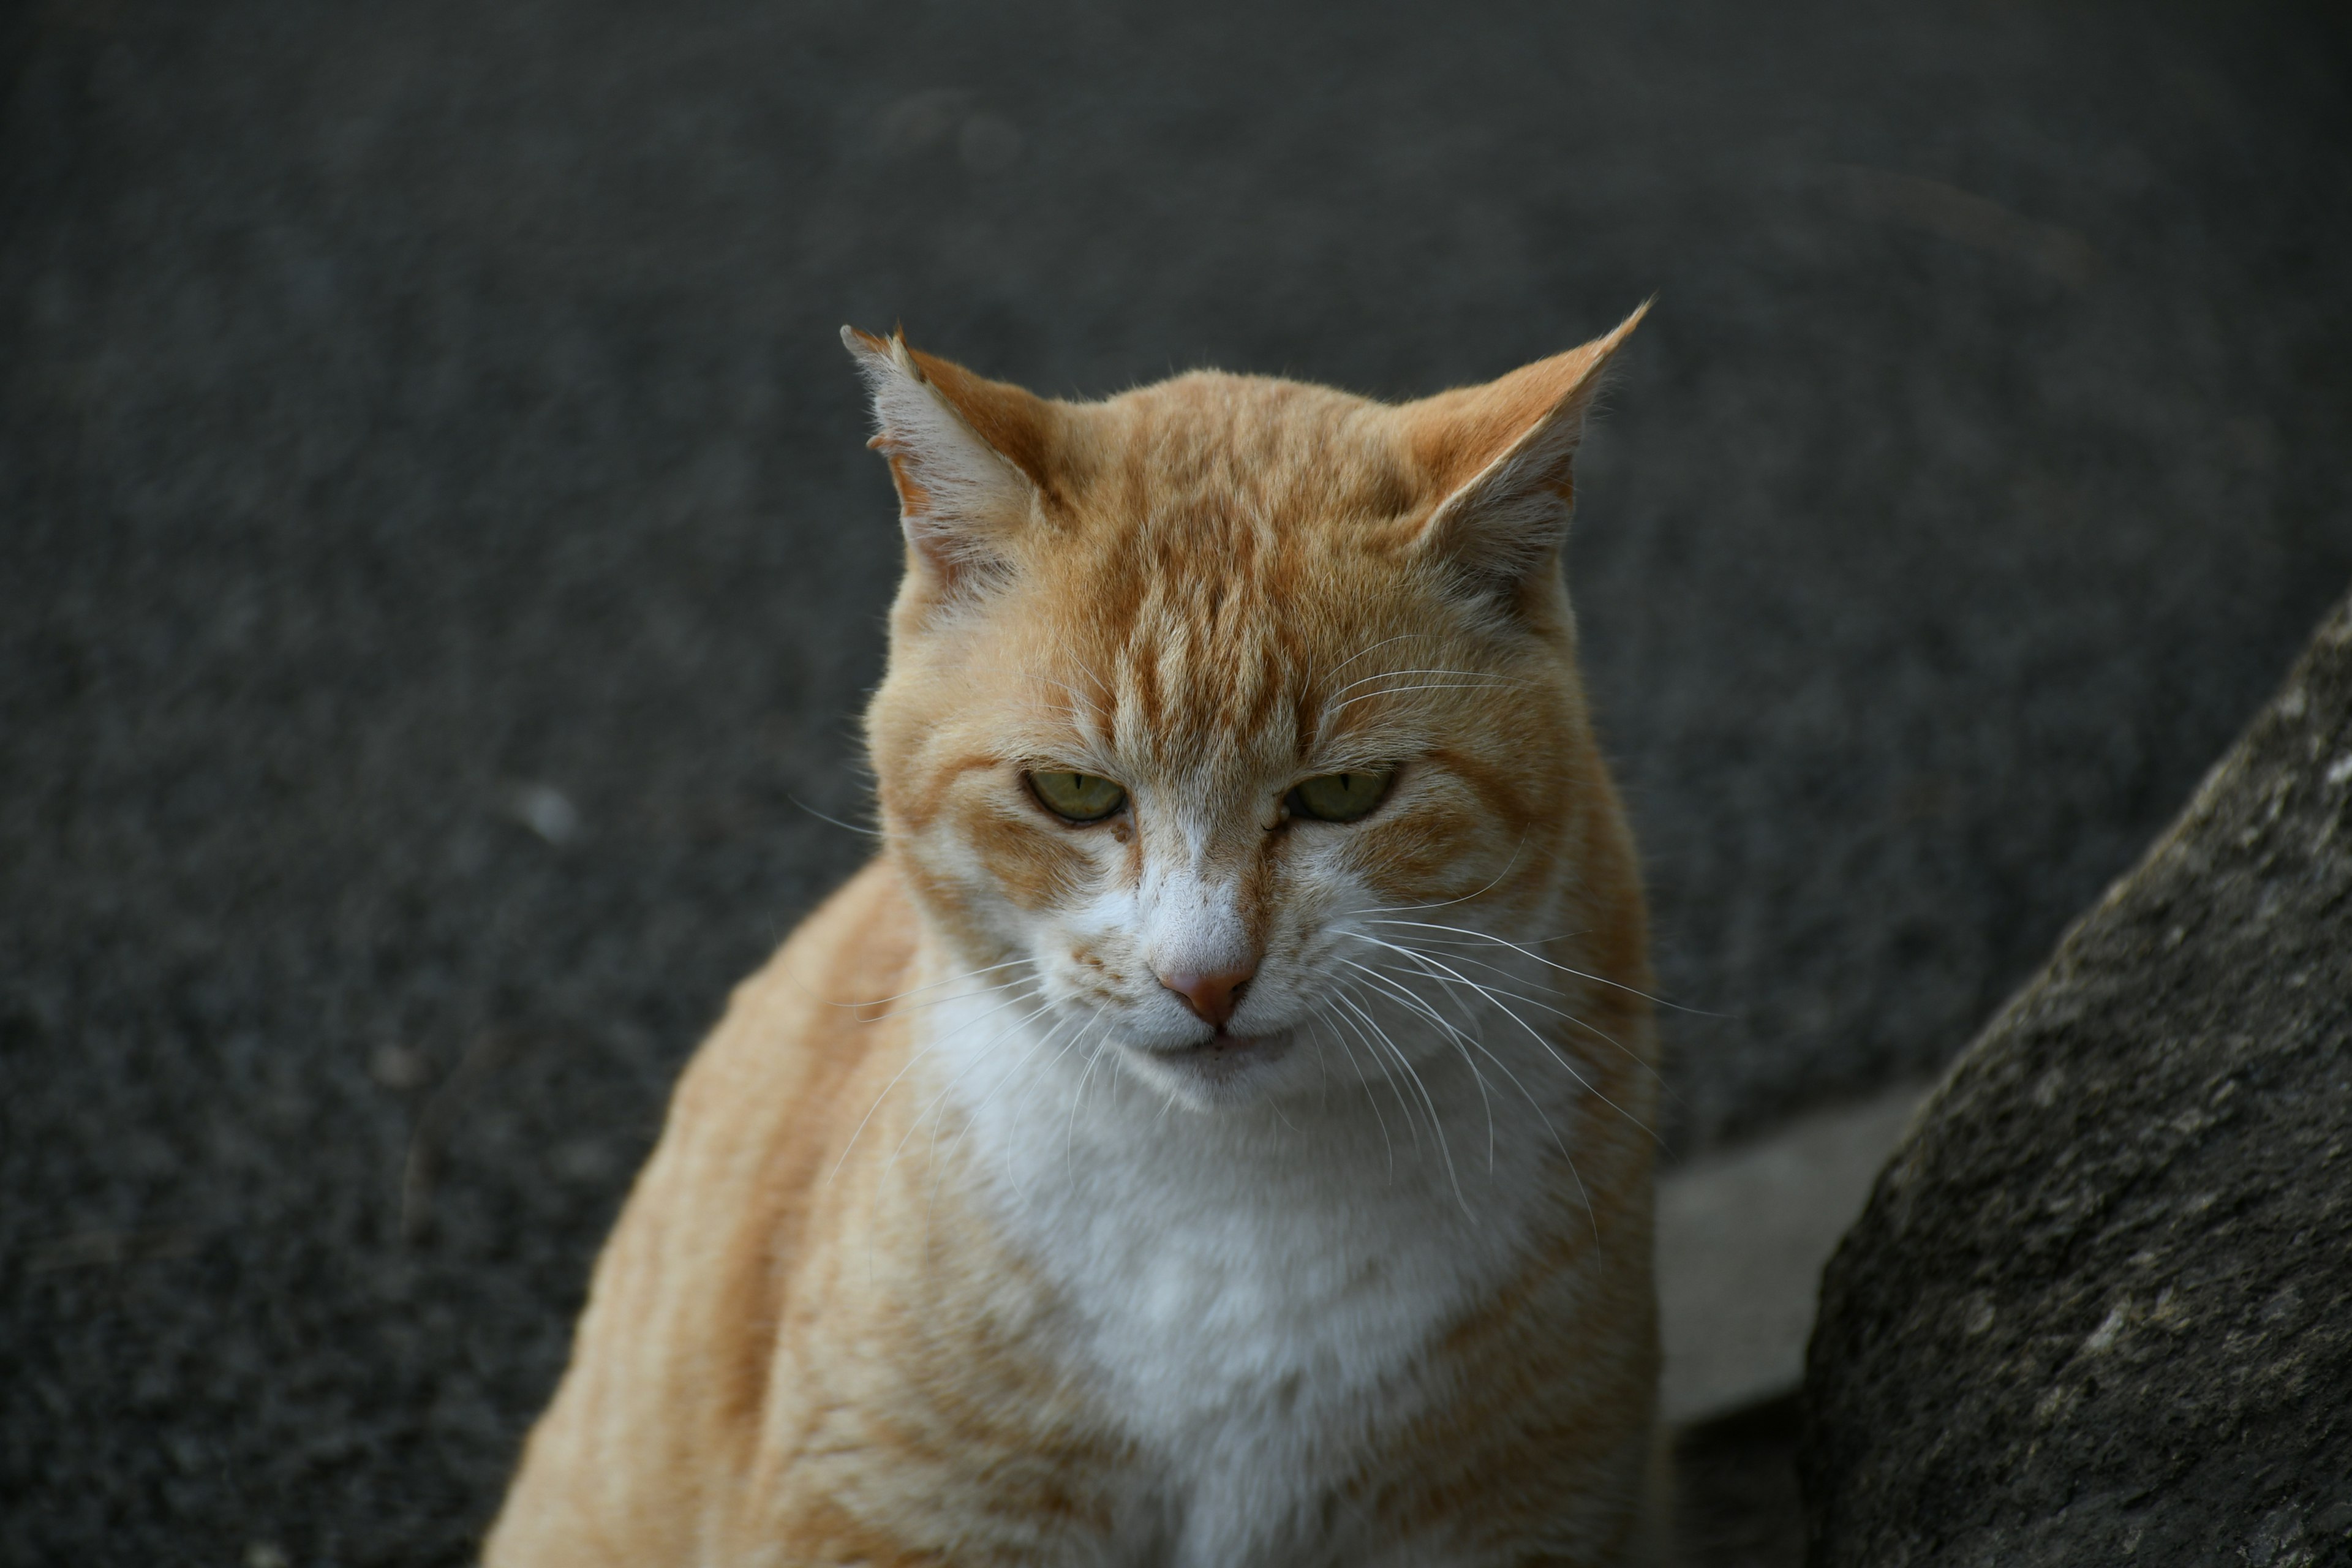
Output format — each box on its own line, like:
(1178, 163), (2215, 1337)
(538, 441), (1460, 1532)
(1028, 770), (1128, 823)
(1287, 768), (1395, 824)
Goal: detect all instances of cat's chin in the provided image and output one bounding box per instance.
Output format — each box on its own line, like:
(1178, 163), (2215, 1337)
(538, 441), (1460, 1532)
(1120, 1028), (1299, 1110)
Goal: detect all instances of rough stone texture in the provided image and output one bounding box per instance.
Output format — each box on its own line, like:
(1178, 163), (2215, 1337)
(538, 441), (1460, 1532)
(1802, 586), (2352, 1567)
(4, 1), (2352, 1562)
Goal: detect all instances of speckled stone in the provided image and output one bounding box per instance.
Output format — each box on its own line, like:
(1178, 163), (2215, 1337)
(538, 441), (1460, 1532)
(1803, 586), (2352, 1567)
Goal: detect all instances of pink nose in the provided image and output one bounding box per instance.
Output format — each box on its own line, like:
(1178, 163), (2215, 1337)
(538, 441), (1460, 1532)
(1157, 966), (1256, 1029)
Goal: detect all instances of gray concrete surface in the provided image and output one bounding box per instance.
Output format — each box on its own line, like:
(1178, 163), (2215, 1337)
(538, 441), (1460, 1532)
(4, 1), (2350, 1561)
(1659, 1082), (1929, 1425)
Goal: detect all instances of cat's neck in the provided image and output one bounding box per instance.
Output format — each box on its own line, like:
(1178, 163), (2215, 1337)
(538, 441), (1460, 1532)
(905, 932), (1580, 1440)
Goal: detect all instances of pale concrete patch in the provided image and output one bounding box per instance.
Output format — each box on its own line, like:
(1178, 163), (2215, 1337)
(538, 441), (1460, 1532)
(1659, 1084), (1931, 1423)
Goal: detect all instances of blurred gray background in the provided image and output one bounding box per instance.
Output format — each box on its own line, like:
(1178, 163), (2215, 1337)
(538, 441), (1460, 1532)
(3, 0), (2348, 1561)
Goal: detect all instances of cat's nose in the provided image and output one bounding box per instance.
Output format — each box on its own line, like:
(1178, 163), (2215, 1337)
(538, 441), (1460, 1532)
(1156, 965), (1255, 1029)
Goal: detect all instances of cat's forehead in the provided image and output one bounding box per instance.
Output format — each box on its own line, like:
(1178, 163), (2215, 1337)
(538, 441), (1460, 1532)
(1072, 372), (1422, 537)
(995, 548), (1479, 780)
(960, 377), (1491, 771)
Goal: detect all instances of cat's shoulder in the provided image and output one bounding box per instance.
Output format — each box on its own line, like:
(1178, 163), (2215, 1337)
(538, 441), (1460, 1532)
(664, 856), (920, 1136)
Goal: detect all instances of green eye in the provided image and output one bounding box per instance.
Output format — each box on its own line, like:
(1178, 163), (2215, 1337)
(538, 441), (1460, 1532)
(1289, 769), (1395, 823)
(1028, 771), (1128, 823)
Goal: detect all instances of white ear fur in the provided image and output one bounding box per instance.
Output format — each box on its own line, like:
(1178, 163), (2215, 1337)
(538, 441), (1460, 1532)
(1426, 399), (1594, 593)
(840, 326), (1035, 571)
(1421, 303), (1646, 599)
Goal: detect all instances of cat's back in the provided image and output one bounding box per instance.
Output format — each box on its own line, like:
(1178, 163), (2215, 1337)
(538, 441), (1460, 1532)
(486, 858), (922, 1566)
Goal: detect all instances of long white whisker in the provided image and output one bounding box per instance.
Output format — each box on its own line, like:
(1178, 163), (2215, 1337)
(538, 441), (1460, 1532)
(1334, 954), (1596, 1239)
(1064, 1020), (1119, 1188)
(1346, 940), (1656, 1143)
(855, 992), (1051, 1285)
(1326, 682), (1530, 716)
(1324, 666), (1523, 702)
(1368, 918), (1717, 1016)
(927, 1006), (1091, 1225)
(1011, 1011), (1112, 1202)
(828, 979), (1046, 1188)
(1363, 832), (1528, 914)
(1329, 984), (1427, 1162)
(785, 793), (884, 840)
(1354, 949), (1589, 1194)
(1312, 631), (1433, 688)
(1332, 976), (1466, 1214)
(879, 995), (1055, 1186)
(1348, 932), (1667, 1088)
(834, 957), (1036, 1010)
(962, 1009), (1096, 1211)
(1311, 1011), (1395, 1177)
(1333, 940), (1500, 1172)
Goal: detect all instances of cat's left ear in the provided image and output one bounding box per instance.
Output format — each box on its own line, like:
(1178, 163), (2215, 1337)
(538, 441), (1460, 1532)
(840, 326), (1054, 592)
(1401, 301), (1648, 608)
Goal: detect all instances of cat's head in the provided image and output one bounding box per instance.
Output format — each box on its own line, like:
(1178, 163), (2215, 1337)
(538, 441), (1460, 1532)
(851, 311), (1645, 1110)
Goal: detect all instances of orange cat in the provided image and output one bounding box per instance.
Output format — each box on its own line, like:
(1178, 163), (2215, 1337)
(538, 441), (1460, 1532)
(486, 307), (1664, 1566)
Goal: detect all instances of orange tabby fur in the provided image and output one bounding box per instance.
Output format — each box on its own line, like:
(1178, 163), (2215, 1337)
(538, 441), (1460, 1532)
(488, 308), (1664, 1566)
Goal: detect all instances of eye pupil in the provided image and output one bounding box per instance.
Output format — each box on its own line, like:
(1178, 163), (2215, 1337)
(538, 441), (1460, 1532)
(1029, 771), (1127, 823)
(1292, 767), (1393, 823)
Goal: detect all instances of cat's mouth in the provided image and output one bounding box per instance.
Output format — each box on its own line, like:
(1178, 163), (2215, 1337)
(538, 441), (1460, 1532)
(1139, 1027), (1294, 1083)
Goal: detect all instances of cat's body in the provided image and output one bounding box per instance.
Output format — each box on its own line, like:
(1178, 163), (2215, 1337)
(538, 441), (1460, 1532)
(488, 312), (1664, 1567)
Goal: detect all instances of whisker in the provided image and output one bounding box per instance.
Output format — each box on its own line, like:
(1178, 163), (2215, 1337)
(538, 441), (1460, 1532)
(1064, 1021), (1118, 1188)
(1311, 631), (1433, 688)
(1325, 682), (1531, 717)
(1333, 943), (1500, 1172)
(1344, 939), (1657, 1144)
(785, 793), (883, 840)
(1009, 1009), (1112, 1204)
(827, 957), (1038, 1014)
(1331, 976), (1466, 1215)
(1324, 666), (1524, 702)
(1333, 954), (1597, 1240)
(827, 980), (1046, 1188)
(1367, 918), (1719, 1016)
(1362, 832), (1529, 915)
(1311, 1011), (1395, 1178)
(880, 995), (1056, 1189)
(960, 1008), (1098, 1212)
(856, 992), (1051, 1285)
(1329, 984), (1427, 1163)
(927, 1006), (1091, 1224)
(1348, 933), (1668, 1090)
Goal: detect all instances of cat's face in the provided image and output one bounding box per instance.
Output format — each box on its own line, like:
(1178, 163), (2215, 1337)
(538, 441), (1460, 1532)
(854, 318), (1641, 1109)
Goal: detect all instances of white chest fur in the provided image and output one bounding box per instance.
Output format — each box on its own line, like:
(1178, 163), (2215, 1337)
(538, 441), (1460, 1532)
(921, 992), (1567, 1566)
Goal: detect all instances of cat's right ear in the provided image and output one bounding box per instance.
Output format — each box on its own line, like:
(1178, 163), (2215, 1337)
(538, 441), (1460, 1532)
(840, 326), (1050, 594)
(1399, 303), (1647, 617)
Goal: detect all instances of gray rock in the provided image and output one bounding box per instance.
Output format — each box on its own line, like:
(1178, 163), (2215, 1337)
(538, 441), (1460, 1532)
(1801, 586), (2352, 1567)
